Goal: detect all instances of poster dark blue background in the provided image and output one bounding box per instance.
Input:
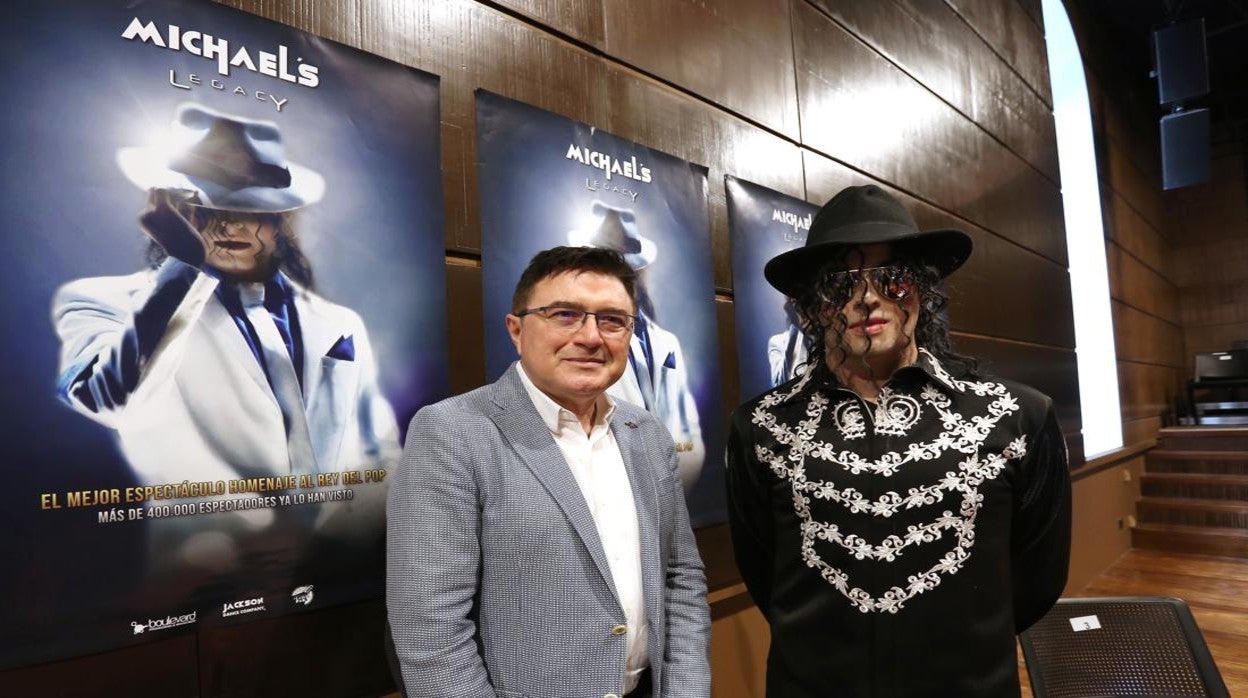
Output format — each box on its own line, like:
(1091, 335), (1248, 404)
(727, 176), (818, 401)
(476, 91), (724, 525)
(0, 0), (447, 668)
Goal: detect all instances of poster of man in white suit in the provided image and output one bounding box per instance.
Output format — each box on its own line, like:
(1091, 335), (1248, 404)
(0, 0), (447, 669)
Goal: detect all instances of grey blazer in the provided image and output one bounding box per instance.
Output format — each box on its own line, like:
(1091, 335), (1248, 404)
(387, 364), (711, 698)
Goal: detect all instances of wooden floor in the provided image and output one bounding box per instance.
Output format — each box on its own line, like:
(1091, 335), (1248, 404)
(1019, 549), (1248, 697)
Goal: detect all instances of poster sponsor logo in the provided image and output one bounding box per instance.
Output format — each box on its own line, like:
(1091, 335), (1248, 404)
(130, 612), (197, 635)
(221, 597), (266, 618)
(565, 145), (652, 183)
(120, 17), (320, 87)
(291, 585), (315, 606)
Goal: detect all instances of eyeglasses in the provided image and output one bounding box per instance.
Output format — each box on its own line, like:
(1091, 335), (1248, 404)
(514, 306), (637, 335)
(830, 264), (915, 301)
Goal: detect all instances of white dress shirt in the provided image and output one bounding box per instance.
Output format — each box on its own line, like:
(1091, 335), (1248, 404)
(517, 364), (649, 693)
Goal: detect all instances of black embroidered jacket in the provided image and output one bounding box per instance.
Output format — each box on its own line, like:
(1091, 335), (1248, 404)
(726, 350), (1071, 698)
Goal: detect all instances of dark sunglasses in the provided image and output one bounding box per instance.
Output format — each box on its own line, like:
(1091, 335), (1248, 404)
(829, 264), (915, 301)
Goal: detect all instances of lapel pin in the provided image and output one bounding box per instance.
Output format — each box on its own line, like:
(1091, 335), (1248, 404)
(624, 420), (639, 429)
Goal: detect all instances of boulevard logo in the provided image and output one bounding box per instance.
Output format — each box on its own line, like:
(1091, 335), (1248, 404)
(221, 597), (266, 618)
(291, 585), (315, 606)
(130, 611), (197, 635)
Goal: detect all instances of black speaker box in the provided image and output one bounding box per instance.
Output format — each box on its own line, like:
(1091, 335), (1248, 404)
(1160, 108), (1211, 190)
(1153, 19), (1209, 104)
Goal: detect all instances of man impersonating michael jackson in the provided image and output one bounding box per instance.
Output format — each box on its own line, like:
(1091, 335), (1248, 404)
(726, 184), (1071, 697)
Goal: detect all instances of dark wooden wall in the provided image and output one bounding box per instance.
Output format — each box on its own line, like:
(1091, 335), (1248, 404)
(1169, 151), (1248, 365)
(2, 2), (1095, 696)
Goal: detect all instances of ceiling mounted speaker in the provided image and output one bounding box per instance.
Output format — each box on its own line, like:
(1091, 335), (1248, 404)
(1160, 108), (1210, 190)
(1153, 19), (1209, 104)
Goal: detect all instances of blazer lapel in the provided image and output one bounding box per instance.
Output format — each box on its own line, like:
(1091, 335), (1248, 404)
(200, 293), (273, 400)
(488, 365), (621, 603)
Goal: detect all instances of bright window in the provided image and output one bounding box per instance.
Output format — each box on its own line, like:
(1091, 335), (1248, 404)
(1042, 0), (1124, 457)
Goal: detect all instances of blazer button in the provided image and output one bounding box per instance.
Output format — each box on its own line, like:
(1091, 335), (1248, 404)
(610, 624), (628, 636)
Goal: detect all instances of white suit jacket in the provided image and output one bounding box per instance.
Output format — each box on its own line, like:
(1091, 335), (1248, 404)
(53, 260), (399, 483)
(607, 312), (705, 489)
(51, 260), (400, 565)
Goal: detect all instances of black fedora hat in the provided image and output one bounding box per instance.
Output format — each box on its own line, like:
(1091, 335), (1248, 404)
(764, 184), (972, 297)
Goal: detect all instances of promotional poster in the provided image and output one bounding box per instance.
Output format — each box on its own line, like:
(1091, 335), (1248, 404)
(726, 175), (818, 401)
(476, 90), (725, 525)
(0, 0), (448, 668)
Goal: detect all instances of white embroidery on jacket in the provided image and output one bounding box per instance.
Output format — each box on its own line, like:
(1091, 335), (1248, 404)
(750, 357), (1028, 614)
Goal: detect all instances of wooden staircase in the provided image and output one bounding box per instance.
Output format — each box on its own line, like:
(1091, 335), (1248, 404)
(1132, 426), (1248, 558)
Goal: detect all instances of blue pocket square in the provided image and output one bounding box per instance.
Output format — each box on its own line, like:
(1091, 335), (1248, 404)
(327, 335), (355, 362)
(663, 351), (676, 369)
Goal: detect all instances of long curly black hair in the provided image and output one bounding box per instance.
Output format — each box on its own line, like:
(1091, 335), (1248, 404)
(790, 244), (978, 381)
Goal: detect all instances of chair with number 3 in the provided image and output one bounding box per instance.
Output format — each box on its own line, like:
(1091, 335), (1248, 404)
(1019, 597), (1229, 697)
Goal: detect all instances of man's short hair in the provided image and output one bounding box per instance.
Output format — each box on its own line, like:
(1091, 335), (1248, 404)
(511, 246), (637, 313)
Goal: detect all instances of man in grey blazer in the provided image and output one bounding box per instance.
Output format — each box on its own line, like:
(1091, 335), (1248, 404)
(387, 246), (711, 698)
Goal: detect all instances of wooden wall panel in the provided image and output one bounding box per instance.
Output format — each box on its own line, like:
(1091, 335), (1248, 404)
(804, 152), (1075, 348)
(951, 333), (1082, 441)
(602, 0), (800, 138)
(808, 0), (1058, 181)
(1185, 323), (1248, 358)
(1111, 300), (1185, 368)
(943, 0), (1052, 106)
(1103, 191), (1175, 284)
(1165, 153), (1248, 247)
(1106, 243), (1180, 323)
(1098, 83), (1162, 181)
(710, 604), (769, 698)
(1175, 237), (1248, 287)
(1122, 415), (1163, 446)
(792, 0), (1067, 265)
(1103, 137), (1165, 234)
(1180, 281), (1248, 328)
(489, 0), (606, 47)
(350, 0), (806, 284)
(447, 261), (487, 395)
(1117, 360), (1182, 422)
(1066, 458), (1142, 593)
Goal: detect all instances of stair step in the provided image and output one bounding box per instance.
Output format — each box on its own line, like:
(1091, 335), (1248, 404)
(1137, 497), (1248, 528)
(1146, 450), (1248, 475)
(1132, 523), (1248, 558)
(1157, 426), (1248, 452)
(1140, 473), (1248, 499)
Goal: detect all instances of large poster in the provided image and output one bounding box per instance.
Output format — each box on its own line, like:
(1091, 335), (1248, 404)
(0, 0), (448, 668)
(476, 91), (724, 525)
(727, 176), (818, 401)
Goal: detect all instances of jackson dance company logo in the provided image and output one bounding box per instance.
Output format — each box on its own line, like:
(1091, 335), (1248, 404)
(291, 585), (315, 606)
(130, 611), (197, 635)
(121, 18), (320, 87)
(221, 597), (267, 618)
(565, 145), (653, 183)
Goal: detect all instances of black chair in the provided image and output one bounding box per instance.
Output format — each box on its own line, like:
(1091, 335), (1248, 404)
(1020, 597), (1229, 697)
